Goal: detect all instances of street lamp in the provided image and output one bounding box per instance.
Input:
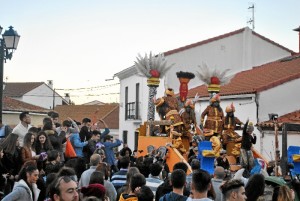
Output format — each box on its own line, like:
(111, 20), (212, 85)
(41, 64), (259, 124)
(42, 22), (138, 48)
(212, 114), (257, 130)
(0, 26), (20, 121)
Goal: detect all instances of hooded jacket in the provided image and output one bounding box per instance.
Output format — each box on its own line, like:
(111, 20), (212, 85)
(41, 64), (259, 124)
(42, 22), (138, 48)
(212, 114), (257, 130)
(2, 179), (40, 201)
(119, 193), (138, 201)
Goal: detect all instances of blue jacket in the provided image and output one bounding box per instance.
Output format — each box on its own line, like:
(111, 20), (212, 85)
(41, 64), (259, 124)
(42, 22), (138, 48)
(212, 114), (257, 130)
(159, 192), (189, 201)
(70, 133), (88, 157)
(103, 139), (122, 165)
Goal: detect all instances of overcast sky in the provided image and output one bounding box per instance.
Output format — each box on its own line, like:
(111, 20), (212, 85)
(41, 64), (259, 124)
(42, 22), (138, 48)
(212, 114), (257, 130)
(1, 0), (299, 104)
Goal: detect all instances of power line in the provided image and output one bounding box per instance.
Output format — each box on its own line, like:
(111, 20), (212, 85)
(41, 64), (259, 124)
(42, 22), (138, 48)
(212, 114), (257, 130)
(22, 92), (120, 97)
(55, 83), (120, 91)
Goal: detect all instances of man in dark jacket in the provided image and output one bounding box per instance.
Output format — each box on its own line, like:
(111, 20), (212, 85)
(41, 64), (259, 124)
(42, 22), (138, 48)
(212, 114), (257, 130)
(83, 130), (101, 162)
(159, 169), (189, 201)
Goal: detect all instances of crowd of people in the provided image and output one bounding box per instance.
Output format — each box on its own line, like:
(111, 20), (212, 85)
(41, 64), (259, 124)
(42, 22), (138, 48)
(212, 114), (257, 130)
(0, 110), (299, 201)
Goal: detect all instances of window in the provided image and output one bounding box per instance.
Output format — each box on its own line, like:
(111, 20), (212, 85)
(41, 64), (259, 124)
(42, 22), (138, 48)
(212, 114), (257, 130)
(136, 83), (140, 119)
(125, 87), (128, 120)
(134, 131), (139, 150)
(123, 131), (128, 144)
(125, 83), (141, 120)
(126, 102), (136, 119)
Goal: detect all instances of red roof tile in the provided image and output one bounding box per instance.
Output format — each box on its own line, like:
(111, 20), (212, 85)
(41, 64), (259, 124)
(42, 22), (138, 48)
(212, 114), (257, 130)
(4, 82), (44, 97)
(188, 54), (300, 97)
(3, 96), (50, 113)
(258, 110), (300, 129)
(164, 27), (295, 56)
(54, 104), (119, 129)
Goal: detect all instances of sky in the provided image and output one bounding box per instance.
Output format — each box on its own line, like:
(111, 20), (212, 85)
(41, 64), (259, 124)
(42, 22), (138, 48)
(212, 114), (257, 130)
(1, 0), (299, 104)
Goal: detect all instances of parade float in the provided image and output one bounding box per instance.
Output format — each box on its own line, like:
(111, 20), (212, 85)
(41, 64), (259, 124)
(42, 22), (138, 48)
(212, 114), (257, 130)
(133, 53), (297, 176)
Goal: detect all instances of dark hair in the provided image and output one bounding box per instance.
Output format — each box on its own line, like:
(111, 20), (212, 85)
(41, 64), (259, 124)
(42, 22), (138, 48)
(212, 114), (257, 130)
(0, 133), (19, 153)
(62, 120), (71, 127)
(136, 185), (154, 201)
(192, 169), (211, 193)
(47, 150), (60, 161)
(190, 159), (200, 170)
(130, 173), (146, 192)
(28, 127), (39, 135)
(57, 166), (76, 178)
(89, 171), (104, 185)
(43, 117), (52, 125)
(119, 156), (130, 169)
(43, 121), (54, 131)
(92, 130), (101, 136)
(18, 164), (38, 182)
(245, 174), (265, 201)
(149, 162), (163, 177)
(36, 131), (53, 154)
(19, 111), (29, 121)
(82, 118), (91, 123)
(48, 111), (59, 118)
(173, 162), (188, 173)
(120, 147), (132, 157)
(23, 132), (35, 150)
(105, 135), (113, 141)
(221, 179), (244, 200)
(171, 169), (186, 189)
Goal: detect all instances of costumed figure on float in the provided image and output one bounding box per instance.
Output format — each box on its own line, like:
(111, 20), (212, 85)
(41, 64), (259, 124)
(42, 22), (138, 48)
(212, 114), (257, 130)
(196, 63), (232, 156)
(176, 71), (203, 143)
(155, 88), (186, 155)
(222, 103), (244, 159)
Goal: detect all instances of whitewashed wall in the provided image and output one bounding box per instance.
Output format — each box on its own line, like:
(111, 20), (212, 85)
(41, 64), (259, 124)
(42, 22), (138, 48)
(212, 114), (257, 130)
(17, 84), (64, 109)
(164, 28), (291, 93)
(261, 131), (300, 161)
(258, 79), (300, 122)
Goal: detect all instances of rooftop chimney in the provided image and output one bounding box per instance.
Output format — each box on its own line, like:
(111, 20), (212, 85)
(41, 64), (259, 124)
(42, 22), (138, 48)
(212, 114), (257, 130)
(65, 93), (70, 104)
(293, 26), (300, 53)
(47, 80), (53, 89)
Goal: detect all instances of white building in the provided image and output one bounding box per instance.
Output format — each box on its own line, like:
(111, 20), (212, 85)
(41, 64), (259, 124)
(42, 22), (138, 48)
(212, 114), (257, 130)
(188, 54), (300, 160)
(4, 82), (69, 109)
(114, 27), (296, 151)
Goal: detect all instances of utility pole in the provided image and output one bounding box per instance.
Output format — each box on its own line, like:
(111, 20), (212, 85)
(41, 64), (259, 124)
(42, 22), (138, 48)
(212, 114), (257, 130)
(247, 3), (255, 30)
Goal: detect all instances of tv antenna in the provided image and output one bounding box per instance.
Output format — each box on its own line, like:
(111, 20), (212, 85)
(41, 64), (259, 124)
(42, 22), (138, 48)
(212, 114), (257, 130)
(247, 3), (255, 30)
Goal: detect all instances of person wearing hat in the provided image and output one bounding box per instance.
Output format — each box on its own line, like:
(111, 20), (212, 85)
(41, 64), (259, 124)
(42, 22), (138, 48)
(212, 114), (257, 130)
(179, 97), (199, 143)
(154, 88), (183, 130)
(200, 94), (224, 139)
(81, 183), (107, 201)
(222, 103), (244, 159)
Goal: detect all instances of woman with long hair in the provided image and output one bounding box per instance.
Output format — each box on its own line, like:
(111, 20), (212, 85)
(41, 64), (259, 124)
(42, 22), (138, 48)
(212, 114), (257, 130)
(35, 131), (53, 175)
(2, 164), (40, 201)
(0, 133), (23, 194)
(35, 131), (53, 154)
(21, 132), (40, 165)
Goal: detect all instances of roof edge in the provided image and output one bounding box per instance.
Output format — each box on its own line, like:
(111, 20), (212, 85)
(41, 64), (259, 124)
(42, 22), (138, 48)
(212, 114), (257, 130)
(164, 27), (246, 56)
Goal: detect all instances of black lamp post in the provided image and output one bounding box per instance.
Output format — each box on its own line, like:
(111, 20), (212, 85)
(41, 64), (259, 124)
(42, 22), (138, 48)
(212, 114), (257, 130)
(0, 26), (20, 121)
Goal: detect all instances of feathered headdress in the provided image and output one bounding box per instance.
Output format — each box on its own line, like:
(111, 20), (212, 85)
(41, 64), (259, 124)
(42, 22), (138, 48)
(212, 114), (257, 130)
(134, 52), (174, 78)
(196, 62), (232, 93)
(225, 103), (235, 113)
